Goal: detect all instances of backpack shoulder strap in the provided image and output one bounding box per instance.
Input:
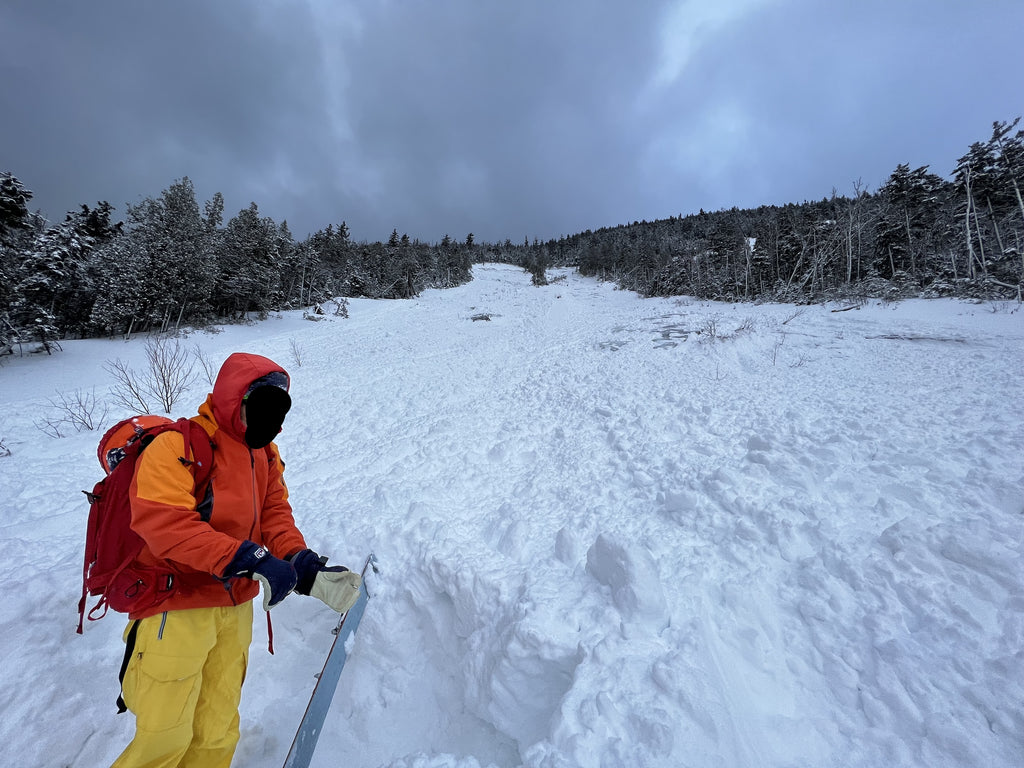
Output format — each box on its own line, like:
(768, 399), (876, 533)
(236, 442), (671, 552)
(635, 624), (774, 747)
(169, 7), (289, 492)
(140, 419), (215, 490)
(176, 418), (214, 489)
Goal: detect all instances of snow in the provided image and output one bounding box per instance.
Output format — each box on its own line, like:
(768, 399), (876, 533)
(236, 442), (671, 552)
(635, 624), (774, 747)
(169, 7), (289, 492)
(1, 263), (1022, 768)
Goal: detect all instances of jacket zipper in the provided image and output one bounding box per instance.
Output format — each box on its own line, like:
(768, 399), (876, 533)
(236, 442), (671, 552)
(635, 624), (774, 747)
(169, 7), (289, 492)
(249, 449), (260, 540)
(224, 449), (260, 608)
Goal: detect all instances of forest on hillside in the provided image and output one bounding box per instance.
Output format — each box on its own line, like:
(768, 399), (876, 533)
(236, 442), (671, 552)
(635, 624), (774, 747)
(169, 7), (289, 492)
(553, 118), (1024, 303)
(2, 116), (1022, 356)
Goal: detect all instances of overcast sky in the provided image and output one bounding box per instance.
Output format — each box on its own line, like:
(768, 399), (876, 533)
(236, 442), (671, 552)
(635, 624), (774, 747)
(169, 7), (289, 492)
(3, 0), (1023, 244)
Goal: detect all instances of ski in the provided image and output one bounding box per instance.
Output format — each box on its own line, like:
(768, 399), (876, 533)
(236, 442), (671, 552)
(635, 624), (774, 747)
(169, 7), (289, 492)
(282, 553), (378, 768)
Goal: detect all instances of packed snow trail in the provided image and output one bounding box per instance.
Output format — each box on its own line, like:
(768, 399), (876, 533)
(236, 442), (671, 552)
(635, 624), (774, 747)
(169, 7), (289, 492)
(0, 264), (1021, 767)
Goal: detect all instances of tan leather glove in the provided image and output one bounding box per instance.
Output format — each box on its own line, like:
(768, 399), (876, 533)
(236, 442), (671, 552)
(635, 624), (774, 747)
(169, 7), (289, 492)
(310, 569), (362, 613)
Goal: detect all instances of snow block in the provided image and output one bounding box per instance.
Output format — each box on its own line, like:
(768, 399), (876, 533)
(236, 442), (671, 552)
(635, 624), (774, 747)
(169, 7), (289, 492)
(585, 534), (667, 624)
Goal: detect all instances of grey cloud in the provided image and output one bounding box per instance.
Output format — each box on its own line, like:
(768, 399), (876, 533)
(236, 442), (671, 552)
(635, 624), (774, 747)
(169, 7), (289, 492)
(2, 0), (1022, 244)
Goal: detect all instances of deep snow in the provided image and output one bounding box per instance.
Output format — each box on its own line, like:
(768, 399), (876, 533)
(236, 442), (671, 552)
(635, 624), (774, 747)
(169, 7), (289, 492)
(0, 264), (1022, 768)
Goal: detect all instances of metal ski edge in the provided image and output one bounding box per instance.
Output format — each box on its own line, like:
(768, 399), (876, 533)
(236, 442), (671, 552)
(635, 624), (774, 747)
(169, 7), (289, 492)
(282, 553), (378, 768)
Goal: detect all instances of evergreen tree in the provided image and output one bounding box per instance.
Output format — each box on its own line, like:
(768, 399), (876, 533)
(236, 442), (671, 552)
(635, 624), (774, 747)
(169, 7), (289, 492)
(0, 172), (32, 239)
(955, 142), (997, 279)
(88, 235), (150, 337)
(85, 179), (216, 335)
(977, 119), (1024, 283)
(876, 164), (945, 279)
(277, 221), (329, 308)
(109, 178), (216, 331)
(55, 203), (122, 335)
(213, 202), (282, 316)
(8, 219), (88, 352)
(204, 191), (225, 230)
(0, 173), (37, 353)
(160, 178), (217, 328)
(74, 201), (122, 243)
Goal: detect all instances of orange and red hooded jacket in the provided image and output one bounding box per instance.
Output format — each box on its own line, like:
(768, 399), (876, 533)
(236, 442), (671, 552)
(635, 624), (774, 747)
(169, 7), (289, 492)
(127, 352), (307, 618)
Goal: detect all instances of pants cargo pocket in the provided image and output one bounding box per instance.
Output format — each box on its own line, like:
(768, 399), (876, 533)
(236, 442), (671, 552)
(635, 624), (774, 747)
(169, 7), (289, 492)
(126, 650), (206, 734)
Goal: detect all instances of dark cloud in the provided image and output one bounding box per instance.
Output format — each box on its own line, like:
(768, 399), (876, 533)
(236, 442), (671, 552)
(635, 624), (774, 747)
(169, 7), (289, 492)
(3, 1), (331, 227)
(643, 0), (1024, 212)
(322, 1), (669, 241)
(2, 0), (1022, 244)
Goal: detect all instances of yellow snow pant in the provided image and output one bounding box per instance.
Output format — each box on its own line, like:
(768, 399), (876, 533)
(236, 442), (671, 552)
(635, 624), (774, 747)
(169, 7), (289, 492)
(111, 601), (253, 768)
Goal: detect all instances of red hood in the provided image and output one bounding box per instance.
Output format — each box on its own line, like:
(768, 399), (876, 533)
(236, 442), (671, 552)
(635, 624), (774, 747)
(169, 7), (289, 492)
(209, 352), (289, 441)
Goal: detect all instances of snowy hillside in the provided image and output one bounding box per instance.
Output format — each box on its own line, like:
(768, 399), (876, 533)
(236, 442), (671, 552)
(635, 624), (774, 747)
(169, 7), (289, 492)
(1, 264), (1022, 768)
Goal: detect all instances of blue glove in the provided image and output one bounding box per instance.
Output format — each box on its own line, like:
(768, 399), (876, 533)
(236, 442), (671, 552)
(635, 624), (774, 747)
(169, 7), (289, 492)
(289, 549), (329, 595)
(225, 541), (297, 610)
(289, 548), (350, 593)
(288, 549), (361, 612)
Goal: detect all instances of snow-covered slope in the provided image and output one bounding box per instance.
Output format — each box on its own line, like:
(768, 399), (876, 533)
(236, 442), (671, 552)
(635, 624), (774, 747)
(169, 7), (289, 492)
(1, 264), (1021, 767)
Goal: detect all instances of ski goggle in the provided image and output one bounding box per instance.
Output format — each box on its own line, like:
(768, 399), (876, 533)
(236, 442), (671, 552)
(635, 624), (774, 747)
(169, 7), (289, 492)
(244, 371), (289, 400)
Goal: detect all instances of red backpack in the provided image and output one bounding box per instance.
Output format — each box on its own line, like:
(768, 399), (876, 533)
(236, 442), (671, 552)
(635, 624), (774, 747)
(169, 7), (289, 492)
(77, 415), (214, 633)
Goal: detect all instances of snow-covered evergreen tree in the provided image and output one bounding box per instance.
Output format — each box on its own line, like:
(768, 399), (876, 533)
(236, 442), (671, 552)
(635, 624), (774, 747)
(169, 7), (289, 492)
(875, 164), (945, 279)
(8, 219), (89, 352)
(213, 202), (282, 317)
(0, 172), (33, 239)
(50, 203), (123, 335)
(108, 178), (218, 333)
(204, 191), (225, 230)
(160, 178), (216, 328)
(276, 221), (330, 308)
(88, 235), (151, 337)
(0, 172), (35, 354)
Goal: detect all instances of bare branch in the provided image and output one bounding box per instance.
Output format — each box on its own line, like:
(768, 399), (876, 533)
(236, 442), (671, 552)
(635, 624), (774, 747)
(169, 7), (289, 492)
(289, 338), (304, 368)
(104, 336), (197, 414)
(105, 357), (152, 414)
(145, 336), (197, 413)
(782, 308), (807, 325)
(34, 415), (66, 439)
(192, 344), (217, 386)
(44, 388), (110, 432)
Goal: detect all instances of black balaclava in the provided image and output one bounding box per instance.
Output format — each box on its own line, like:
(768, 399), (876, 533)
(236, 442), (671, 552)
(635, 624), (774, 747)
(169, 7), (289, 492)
(243, 372), (291, 449)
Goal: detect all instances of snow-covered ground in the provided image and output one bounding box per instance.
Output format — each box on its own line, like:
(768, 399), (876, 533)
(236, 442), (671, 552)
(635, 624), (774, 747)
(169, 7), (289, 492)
(1, 264), (1022, 768)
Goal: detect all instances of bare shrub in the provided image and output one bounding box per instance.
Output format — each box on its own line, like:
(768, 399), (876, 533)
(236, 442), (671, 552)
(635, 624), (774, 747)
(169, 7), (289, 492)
(789, 354), (810, 369)
(697, 317), (719, 340)
(106, 336), (197, 414)
(192, 344), (218, 386)
(145, 336), (197, 412)
(105, 357), (152, 413)
(289, 338), (304, 368)
(34, 388), (109, 437)
(35, 417), (66, 438)
(59, 388), (107, 430)
(0, 437), (10, 457)
(770, 334), (786, 366)
(782, 308), (807, 325)
(734, 317), (756, 335)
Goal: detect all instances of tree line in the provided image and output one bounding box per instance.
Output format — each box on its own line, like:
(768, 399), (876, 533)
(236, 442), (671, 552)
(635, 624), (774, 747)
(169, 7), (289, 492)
(2, 116), (1022, 355)
(534, 118), (1024, 303)
(0, 176), (476, 353)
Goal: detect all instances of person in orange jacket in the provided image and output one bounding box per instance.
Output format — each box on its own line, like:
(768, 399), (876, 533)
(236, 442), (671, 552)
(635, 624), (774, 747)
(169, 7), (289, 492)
(110, 352), (361, 768)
